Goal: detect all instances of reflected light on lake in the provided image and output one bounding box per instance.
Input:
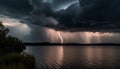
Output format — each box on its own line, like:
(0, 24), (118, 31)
(84, 47), (102, 65)
(25, 46), (120, 68)
(83, 46), (116, 66)
(45, 46), (64, 68)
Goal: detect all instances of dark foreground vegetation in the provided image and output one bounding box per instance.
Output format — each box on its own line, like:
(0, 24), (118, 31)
(0, 22), (35, 69)
(0, 53), (35, 69)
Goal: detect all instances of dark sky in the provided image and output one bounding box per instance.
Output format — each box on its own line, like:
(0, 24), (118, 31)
(1, 0), (120, 43)
(1, 0), (120, 31)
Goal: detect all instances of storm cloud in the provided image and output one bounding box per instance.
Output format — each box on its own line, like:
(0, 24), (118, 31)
(54, 0), (120, 31)
(79, 0), (120, 21)
(0, 0), (32, 17)
(1, 0), (120, 32)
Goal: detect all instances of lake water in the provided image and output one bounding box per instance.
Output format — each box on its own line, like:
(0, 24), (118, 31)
(25, 46), (120, 69)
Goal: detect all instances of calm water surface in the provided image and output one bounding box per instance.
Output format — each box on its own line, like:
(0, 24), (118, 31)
(25, 46), (120, 69)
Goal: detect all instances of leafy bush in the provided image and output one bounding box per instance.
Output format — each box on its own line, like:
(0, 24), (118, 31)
(0, 22), (26, 53)
(0, 22), (35, 69)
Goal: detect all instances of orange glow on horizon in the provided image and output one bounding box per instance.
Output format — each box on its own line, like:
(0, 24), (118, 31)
(3, 22), (14, 27)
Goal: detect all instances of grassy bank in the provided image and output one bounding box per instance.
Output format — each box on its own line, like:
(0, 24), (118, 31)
(0, 53), (35, 69)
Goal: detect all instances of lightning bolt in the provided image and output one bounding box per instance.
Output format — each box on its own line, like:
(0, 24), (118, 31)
(57, 31), (63, 44)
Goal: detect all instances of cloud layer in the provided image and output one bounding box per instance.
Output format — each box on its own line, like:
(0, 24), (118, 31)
(1, 0), (120, 32)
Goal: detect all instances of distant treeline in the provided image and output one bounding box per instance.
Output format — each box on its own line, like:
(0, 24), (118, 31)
(24, 42), (120, 46)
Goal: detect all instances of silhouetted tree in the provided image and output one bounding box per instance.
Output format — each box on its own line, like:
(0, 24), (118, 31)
(0, 22), (35, 69)
(0, 22), (26, 53)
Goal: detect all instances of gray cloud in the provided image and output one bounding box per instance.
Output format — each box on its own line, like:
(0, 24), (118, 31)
(1, 0), (120, 32)
(0, 0), (32, 12)
(79, 0), (120, 21)
(54, 0), (120, 31)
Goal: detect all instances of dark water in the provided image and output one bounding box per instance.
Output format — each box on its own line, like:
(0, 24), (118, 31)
(25, 46), (120, 69)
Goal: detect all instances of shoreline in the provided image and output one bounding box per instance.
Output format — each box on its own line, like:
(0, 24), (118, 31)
(24, 43), (120, 46)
